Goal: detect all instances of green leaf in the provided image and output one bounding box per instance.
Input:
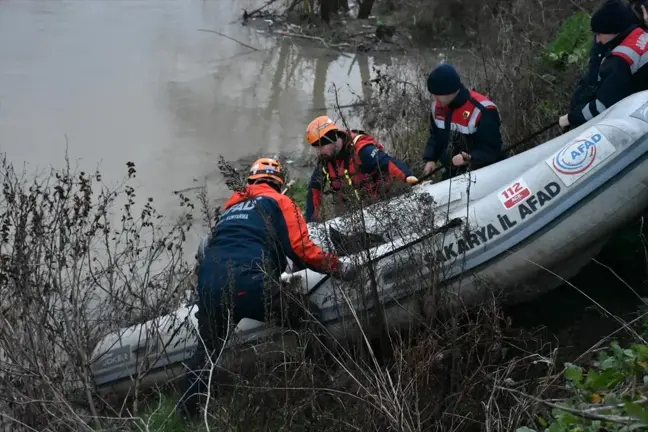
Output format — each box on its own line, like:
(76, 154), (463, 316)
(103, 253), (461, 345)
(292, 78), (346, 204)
(537, 415), (549, 427)
(516, 428), (538, 432)
(612, 341), (625, 358)
(585, 367), (625, 391)
(600, 355), (618, 370)
(624, 348), (636, 359)
(547, 422), (566, 432)
(565, 363), (584, 385)
(552, 408), (581, 426)
(625, 401), (648, 424)
(632, 344), (648, 361)
(585, 421), (602, 432)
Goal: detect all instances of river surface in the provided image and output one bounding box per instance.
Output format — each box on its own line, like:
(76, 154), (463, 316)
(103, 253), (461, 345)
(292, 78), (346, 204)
(0, 0), (471, 257)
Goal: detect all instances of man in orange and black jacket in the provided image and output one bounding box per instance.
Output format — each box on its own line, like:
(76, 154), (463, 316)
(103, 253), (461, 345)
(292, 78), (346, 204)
(304, 115), (418, 222)
(178, 158), (357, 420)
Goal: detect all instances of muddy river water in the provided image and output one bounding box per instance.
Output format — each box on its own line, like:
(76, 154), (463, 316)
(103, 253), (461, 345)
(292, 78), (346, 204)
(0, 0), (468, 256)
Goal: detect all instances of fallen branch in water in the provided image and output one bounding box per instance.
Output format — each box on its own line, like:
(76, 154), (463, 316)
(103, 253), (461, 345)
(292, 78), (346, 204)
(242, 0), (280, 20)
(173, 186), (203, 194)
(270, 29), (352, 56)
(310, 102), (367, 112)
(272, 30), (330, 45)
(198, 28), (261, 51)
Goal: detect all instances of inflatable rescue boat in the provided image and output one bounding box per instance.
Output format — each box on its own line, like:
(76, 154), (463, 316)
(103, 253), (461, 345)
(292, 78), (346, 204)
(90, 90), (648, 399)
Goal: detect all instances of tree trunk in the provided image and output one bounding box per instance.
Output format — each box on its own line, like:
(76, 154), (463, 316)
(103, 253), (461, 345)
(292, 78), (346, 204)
(335, 0), (350, 12)
(320, 0), (332, 23)
(357, 0), (375, 19)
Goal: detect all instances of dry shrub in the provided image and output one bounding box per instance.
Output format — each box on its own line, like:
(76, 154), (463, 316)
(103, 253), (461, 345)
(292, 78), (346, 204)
(0, 152), (587, 431)
(186, 287), (559, 431)
(0, 152), (195, 430)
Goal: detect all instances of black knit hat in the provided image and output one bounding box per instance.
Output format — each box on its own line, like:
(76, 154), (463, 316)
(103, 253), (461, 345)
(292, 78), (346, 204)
(591, 0), (636, 34)
(427, 64), (462, 95)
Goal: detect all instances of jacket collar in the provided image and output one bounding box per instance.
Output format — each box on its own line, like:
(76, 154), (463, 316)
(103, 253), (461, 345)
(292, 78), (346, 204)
(224, 183), (278, 208)
(606, 24), (639, 50)
(447, 86), (470, 110)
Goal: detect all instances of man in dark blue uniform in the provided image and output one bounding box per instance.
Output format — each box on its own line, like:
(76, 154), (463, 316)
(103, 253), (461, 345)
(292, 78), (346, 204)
(561, 0), (648, 129)
(177, 157), (357, 420)
(422, 64), (504, 180)
(569, 0), (648, 112)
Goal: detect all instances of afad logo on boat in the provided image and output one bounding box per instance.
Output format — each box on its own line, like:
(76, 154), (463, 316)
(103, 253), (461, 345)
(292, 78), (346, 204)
(551, 133), (601, 175)
(546, 126), (616, 187)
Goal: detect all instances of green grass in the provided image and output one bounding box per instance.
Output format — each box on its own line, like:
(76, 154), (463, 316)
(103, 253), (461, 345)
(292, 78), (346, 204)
(287, 180), (309, 212)
(137, 394), (190, 432)
(543, 11), (592, 70)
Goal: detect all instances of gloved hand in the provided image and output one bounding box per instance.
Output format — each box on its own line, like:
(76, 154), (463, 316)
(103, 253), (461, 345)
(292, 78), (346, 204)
(406, 176), (419, 185)
(335, 260), (359, 281)
(423, 161), (437, 175)
(452, 152), (471, 167)
(559, 114), (570, 129)
(629, 2), (648, 27)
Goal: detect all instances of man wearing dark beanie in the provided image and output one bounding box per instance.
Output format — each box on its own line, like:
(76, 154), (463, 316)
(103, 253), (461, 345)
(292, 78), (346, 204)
(560, 0), (648, 129)
(422, 64), (503, 180)
(569, 0), (647, 112)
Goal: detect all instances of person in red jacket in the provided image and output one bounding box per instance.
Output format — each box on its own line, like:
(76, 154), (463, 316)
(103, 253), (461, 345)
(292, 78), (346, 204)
(422, 64), (504, 180)
(559, 0), (648, 130)
(304, 115), (418, 222)
(178, 157), (357, 420)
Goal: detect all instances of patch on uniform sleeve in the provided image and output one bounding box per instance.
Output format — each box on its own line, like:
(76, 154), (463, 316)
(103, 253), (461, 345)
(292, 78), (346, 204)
(462, 110), (470, 119)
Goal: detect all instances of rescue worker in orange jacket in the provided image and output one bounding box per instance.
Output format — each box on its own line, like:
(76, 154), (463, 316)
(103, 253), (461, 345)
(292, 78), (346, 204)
(178, 157), (358, 420)
(304, 116), (418, 222)
(559, 0), (648, 130)
(422, 64), (504, 181)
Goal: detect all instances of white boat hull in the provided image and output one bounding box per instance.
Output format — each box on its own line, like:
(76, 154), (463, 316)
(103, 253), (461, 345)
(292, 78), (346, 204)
(89, 91), (648, 398)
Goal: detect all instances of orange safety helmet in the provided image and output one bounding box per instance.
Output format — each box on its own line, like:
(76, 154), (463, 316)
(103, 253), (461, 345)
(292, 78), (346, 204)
(306, 115), (340, 147)
(247, 157), (285, 186)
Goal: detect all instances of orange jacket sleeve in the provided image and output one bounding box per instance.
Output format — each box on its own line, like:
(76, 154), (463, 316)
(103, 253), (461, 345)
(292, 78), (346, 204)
(275, 193), (340, 273)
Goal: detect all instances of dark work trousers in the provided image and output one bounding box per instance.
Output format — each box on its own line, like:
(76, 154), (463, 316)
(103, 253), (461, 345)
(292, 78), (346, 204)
(177, 271), (322, 419)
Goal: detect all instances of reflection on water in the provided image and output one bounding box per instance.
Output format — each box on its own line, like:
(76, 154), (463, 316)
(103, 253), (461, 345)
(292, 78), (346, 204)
(0, 0), (474, 255)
